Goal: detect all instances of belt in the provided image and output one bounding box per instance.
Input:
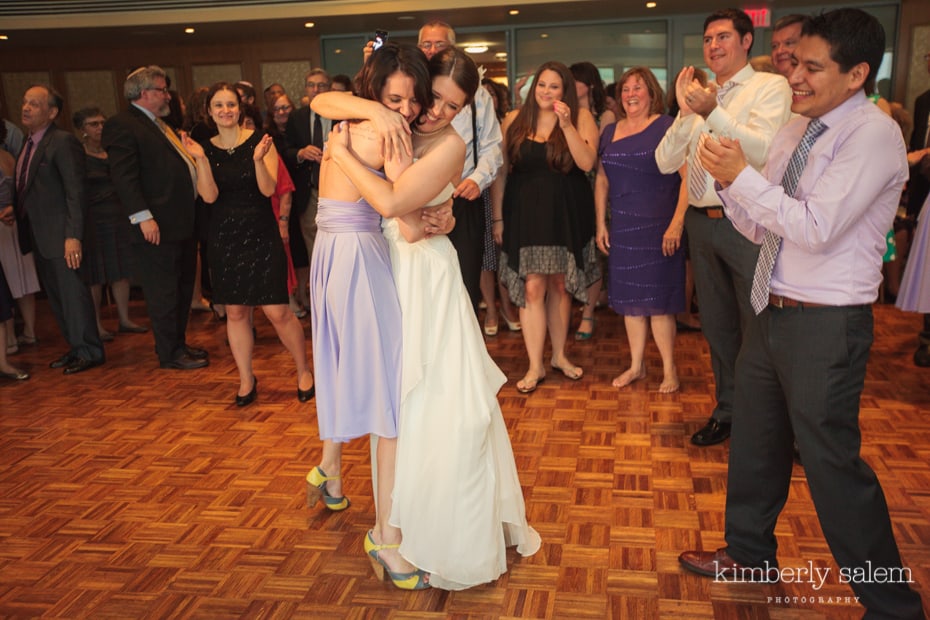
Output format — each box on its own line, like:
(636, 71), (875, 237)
(768, 294), (830, 309)
(692, 206), (724, 219)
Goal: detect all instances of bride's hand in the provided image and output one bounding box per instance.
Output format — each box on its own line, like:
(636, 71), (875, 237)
(422, 199), (455, 236)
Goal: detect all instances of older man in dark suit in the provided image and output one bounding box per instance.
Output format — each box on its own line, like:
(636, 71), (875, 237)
(103, 66), (207, 370)
(16, 85), (104, 374)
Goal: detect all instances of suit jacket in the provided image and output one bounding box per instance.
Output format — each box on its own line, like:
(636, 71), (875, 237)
(102, 105), (195, 243)
(16, 124), (86, 258)
(908, 88), (930, 217)
(284, 107), (331, 214)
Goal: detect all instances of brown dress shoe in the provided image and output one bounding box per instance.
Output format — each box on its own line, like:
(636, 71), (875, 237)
(679, 548), (779, 582)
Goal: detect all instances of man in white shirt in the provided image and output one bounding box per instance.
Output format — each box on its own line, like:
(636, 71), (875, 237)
(418, 21), (503, 311)
(655, 8), (791, 446)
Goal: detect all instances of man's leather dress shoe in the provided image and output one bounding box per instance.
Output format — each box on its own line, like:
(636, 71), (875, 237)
(184, 345), (209, 360)
(160, 354), (209, 370)
(690, 417), (731, 446)
(63, 358), (104, 375)
(679, 548), (780, 582)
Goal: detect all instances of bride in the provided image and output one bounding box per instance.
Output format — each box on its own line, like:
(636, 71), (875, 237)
(313, 47), (540, 590)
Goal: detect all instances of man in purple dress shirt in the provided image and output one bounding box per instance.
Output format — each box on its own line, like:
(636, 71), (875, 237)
(678, 10), (925, 618)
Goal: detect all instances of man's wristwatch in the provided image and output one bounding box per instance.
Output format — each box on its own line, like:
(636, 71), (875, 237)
(279, 215), (289, 222)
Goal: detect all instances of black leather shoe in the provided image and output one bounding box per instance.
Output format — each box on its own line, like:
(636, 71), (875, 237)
(236, 376), (257, 407)
(691, 418), (731, 446)
(160, 354), (209, 370)
(49, 353), (76, 369)
(915, 345), (930, 368)
(297, 384), (315, 402)
(184, 345), (209, 360)
(679, 548), (780, 582)
(63, 358), (104, 375)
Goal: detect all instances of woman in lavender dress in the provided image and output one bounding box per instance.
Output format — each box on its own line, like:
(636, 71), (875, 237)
(595, 67), (688, 393)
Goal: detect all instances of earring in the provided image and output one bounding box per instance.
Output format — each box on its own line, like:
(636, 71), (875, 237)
(82, 133), (88, 140)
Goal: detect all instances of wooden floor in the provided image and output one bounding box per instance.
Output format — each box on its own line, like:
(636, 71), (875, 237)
(0, 299), (928, 619)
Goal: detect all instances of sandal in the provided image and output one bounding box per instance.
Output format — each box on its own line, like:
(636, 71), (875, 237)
(484, 316), (499, 336)
(575, 316), (595, 340)
(516, 375), (545, 394)
(551, 361), (583, 381)
(305, 466), (350, 511)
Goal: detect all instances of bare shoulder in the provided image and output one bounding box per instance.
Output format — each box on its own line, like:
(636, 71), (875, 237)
(345, 120), (385, 169)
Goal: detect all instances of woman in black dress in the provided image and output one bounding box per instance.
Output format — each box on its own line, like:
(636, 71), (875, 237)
(181, 83), (314, 406)
(73, 107), (147, 341)
(492, 62), (600, 394)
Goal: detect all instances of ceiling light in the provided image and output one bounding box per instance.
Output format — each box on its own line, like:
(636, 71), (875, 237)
(397, 15), (416, 21)
(540, 33), (549, 39)
(184, 27), (195, 34)
(646, 2), (657, 7)
(464, 45), (488, 54)
(334, 49), (342, 54)
(0, 35), (8, 40)
(304, 22), (315, 28)
(495, 52), (508, 59)
(509, 9), (520, 16)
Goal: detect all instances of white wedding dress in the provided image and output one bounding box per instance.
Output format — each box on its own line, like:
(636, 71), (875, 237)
(383, 184), (541, 590)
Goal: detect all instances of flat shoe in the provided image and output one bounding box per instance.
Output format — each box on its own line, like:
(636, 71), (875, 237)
(16, 335), (38, 346)
(551, 362), (583, 381)
(118, 324), (149, 334)
(516, 375), (545, 394)
(0, 369), (29, 381)
(575, 316), (595, 340)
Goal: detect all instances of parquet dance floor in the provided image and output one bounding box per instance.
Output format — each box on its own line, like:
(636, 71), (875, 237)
(0, 299), (927, 619)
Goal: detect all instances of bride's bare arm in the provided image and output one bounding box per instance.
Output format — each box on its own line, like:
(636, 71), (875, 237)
(311, 91), (412, 160)
(327, 123), (465, 227)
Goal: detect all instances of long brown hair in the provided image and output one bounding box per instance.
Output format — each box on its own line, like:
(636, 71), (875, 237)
(506, 61), (579, 174)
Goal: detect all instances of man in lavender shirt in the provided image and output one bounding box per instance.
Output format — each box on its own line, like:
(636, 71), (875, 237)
(678, 10), (925, 618)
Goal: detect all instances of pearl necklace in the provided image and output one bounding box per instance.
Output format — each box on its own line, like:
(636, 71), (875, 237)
(412, 125), (445, 137)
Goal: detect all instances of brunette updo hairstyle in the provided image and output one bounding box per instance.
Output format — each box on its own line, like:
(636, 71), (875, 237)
(428, 47), (479, 107)
(204, 82), (243, 129)
(355, 42), (431, 123)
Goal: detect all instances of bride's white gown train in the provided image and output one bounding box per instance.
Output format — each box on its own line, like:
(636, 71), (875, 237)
(383, 190), (541, 590)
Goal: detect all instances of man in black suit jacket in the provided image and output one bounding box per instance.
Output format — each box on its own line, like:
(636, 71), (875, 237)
(284, 68), (332, 306)
(103, 66), (207, 370)
(16, 85), (104, 374)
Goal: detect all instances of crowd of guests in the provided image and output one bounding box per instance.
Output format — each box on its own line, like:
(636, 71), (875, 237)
(1, 7), (928, 616)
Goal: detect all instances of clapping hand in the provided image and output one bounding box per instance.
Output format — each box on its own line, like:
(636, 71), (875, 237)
(180, 132), (205, 160)
(698, 134), (746, 187)
(253, 134), (274, 161)
(675, 67), (715, 117)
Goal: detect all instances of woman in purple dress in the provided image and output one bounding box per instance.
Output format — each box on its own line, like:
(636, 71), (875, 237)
(595, 67), (688, 393)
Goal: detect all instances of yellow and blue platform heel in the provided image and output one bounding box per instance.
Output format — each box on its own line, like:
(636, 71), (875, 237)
(363, 530), (430, 590)
(305, 466), (350, 511)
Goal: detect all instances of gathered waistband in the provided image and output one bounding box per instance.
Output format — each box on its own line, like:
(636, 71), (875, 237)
(316, 198), (383, 234)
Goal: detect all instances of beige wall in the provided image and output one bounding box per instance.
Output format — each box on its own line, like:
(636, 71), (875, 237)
(0, 35), (321, 130)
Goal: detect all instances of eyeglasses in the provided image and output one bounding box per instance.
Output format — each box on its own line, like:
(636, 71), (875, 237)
(273, 105), (293, 112)
(145, 87), (170, 94)
(84, 120), (105, 127)
(418, 41), (449, 52)
(306, 82), (330, 90)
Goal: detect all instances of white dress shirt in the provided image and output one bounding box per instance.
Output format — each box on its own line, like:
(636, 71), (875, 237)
(655, 63), (792, 206)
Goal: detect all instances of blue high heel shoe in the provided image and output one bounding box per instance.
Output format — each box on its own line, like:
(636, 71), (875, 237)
(305, 466), (350, 511)
(363, 530), (430, 590)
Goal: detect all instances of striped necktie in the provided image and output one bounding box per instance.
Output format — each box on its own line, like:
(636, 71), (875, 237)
(687, 80), (736, 202)
(749, 118), (828, 314)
